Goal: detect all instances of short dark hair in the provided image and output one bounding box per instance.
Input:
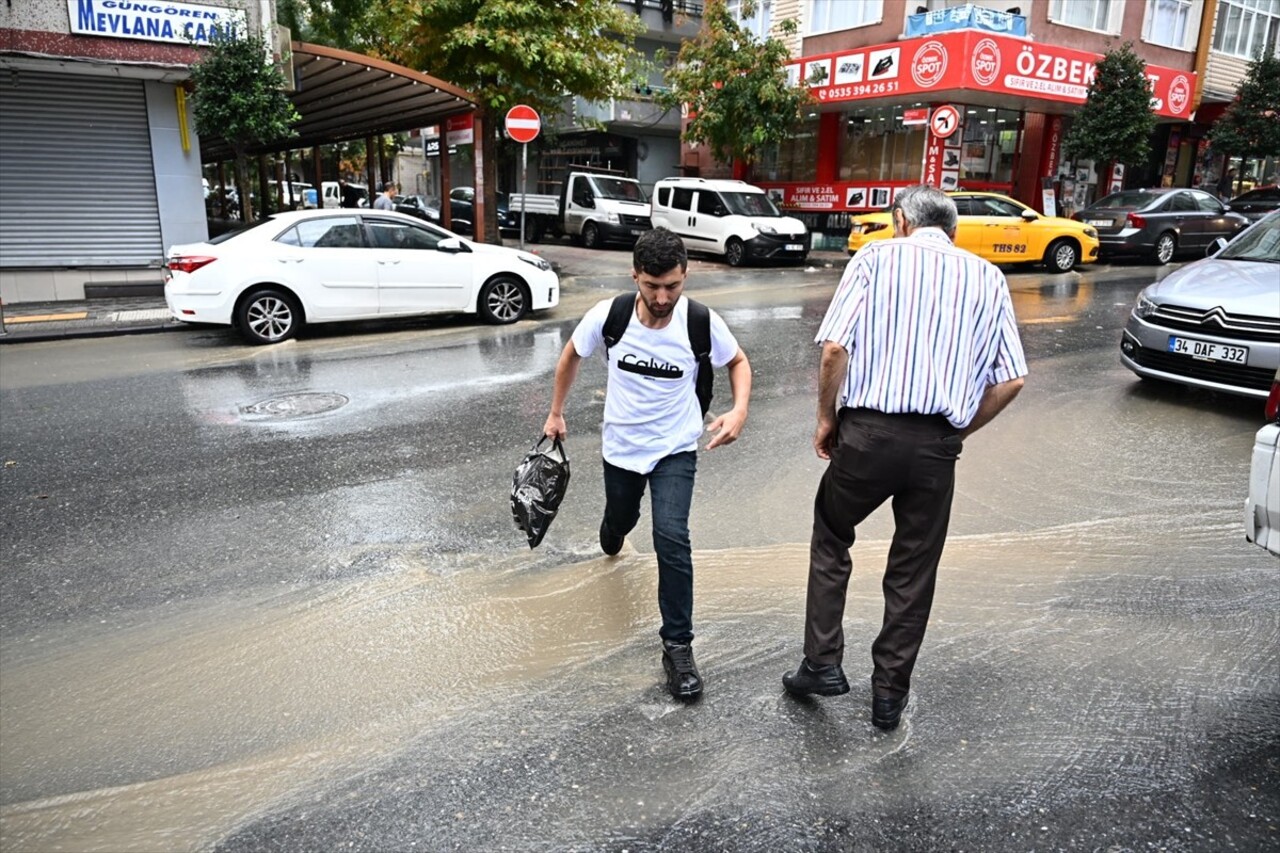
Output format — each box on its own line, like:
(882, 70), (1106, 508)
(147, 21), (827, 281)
(382, 181), (397, 192)
(633, 227), (687, 276)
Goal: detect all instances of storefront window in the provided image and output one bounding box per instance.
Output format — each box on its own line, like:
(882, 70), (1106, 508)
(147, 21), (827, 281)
(958, 108), (1020, 184)
(837, 106), (926, 182)
(759, 115), (820, 182)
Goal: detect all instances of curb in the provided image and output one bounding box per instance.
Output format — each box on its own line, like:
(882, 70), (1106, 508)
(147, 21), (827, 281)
(0, 322), (190, 345)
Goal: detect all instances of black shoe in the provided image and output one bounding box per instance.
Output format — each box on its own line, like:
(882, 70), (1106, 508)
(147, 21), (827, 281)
(599, 520), (624, 556)
(782, 658), (850, 697)
(662, 641), (703, 700)
(872, 693), (909, 730)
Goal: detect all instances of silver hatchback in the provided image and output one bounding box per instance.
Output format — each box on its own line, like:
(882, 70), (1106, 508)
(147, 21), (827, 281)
(1120, 210), (1280, 399)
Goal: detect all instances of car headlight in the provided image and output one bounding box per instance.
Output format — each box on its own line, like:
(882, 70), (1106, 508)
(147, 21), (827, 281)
(1083, 227), (1097, 238)
(851, 222), (888, 235)
(753, 223), (778, 235)
(606, 212), (620, 224)
(1134, 294), (1158, 319)
(519, 255), (551, 272)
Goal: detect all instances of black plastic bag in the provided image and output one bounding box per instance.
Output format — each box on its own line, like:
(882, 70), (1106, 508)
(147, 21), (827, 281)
(511, 436), (571, 549)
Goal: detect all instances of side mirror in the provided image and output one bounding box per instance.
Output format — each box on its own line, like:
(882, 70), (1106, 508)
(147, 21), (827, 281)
(1020, 209), (1038, 221)
(438, 237), (470, 253)
(1206, 237), (1229, 257)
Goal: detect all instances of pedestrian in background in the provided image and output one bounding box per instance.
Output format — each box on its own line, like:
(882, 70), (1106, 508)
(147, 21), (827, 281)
(782, 185), (1027, 731)
(340, 177), (362, 209)
(1218, 167), (1236, 201)
(375, 181), (397, 211)
(543, 227), (752, 701)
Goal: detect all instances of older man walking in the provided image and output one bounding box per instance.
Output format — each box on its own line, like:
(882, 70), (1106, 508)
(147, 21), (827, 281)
(782, 185), (1027, 731)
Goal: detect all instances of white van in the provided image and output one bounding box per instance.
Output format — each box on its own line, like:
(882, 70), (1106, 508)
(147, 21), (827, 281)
(320, 180), (369, 209)
(649, 177), (810, 266)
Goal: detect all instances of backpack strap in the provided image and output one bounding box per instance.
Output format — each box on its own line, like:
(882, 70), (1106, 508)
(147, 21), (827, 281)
(602, 293), (635, 350)
(686, 298), (714, 417)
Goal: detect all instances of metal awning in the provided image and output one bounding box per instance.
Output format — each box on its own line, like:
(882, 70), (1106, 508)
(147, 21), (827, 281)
(199, 41), (478, 162)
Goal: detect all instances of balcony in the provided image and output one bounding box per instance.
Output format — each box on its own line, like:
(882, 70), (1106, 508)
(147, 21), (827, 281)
(565, 91), (682, 134)
(623, 0), (702, 43)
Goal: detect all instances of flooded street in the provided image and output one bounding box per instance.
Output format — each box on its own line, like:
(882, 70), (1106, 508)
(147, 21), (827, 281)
(1, 258), (1276, 851)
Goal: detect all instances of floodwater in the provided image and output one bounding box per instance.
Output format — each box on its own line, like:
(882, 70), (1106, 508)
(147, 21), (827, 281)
(1, 263), (1276, 851)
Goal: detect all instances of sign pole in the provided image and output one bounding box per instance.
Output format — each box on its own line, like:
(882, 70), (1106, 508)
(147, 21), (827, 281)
(520, 143), (528, 251)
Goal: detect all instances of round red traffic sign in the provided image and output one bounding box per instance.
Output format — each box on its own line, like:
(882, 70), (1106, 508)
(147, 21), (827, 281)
(505, 104), (541, 144)
(930, 104), (960, 139)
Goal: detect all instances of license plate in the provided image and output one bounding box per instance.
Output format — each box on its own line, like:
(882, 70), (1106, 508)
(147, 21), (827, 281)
(1167, 336), (1249, 364)
(785, 243), (804, 251)
(1086, 219), (1110, 227)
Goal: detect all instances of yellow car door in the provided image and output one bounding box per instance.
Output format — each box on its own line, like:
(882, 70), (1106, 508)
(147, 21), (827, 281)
(950, 196), (987, 253)
(972, 195), (1033, 262)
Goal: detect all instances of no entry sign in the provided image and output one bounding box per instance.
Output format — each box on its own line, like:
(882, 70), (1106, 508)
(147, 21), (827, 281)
(505, 105), (541, 144)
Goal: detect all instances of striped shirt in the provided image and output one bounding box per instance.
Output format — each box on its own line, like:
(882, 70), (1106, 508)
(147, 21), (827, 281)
(815, 227), (1027, 429)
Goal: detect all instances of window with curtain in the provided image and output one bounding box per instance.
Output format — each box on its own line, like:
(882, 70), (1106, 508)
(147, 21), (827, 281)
(809, 0), (882, 34)
(1049, 0), (1117, 32)
(728, 0), (771, 39)
(1144, 0), (1195, 48)
(1213, 0), (1280, 59)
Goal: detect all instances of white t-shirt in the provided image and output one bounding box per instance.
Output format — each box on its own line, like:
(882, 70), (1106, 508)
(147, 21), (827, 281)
(572, 296), (740, 475)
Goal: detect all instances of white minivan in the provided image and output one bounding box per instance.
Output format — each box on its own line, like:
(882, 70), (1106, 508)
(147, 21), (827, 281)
(649, 177), (810, 266)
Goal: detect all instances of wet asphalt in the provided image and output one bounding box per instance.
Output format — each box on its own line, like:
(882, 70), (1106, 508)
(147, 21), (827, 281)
(0, 247), (1275, 851)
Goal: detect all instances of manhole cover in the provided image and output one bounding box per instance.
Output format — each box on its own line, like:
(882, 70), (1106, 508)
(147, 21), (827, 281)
(239, 392), (349, 420)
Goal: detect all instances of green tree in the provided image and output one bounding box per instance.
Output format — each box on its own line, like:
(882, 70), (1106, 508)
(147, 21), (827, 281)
(305, 0), (643, 242)
(1062, 42), (1156, 172)
(1209, 50), (1280, 165)
(188, 32), (300, 222)
(659, 0), (811, 168)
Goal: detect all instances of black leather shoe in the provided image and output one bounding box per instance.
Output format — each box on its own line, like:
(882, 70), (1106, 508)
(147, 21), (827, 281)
(872, 693), (909, 730)
(599, 520), (624, 556)
(662, 641), (703, 700)
(782, 658), (850, 697)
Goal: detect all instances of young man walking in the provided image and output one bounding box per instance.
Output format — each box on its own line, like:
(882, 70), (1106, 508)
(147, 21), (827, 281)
(782, 185), (1027, 730)
(543, 227), (752, 700)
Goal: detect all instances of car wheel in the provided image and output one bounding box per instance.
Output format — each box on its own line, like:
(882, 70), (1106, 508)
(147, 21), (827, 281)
(582, 222), (601, 250)
(237, 288), (301, 345)
(478, 276), (528, 324)
(524, 217), (542, 243)
(1152, 232), (1176, 265)
(1044, 239), (1079, 273)
(725, 237), (746, 267)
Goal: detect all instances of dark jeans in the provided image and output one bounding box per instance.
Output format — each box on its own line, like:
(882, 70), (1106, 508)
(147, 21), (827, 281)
(602, 451), (697, 644)
(805, 408), (962, 699)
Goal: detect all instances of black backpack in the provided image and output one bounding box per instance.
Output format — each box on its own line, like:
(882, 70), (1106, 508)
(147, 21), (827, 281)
(602, 293), (714, 417)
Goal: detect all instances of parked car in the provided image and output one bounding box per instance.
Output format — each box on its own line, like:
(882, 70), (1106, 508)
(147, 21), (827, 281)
(394, 194), (442, 222)
(649, 177), (809, 266)
(164, 209), (559, 345)
(1226, 185), (1280, 223)
(445, 187), (519, 235)
(1072, 188), (1250, 265)
(1245, 367), (1280, 557)
(847, 191), (1099, 273)
(1119, 209), (1280, 399)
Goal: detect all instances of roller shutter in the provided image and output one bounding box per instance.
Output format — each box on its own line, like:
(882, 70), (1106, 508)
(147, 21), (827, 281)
(0, 70), (162, 267)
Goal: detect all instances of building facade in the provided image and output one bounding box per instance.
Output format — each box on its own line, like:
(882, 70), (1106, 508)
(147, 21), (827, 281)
(0, 0), (273, 303)
(683, 1), (1217, 244)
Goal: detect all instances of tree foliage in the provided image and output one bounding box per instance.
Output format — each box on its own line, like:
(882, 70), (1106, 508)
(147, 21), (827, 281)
(659, 0), (811, 166)
(188, 32), (300, 221)
(1209, 50), (1280, 161)
(1062, 42), (1156, 168)
(284, 0), (645, 242)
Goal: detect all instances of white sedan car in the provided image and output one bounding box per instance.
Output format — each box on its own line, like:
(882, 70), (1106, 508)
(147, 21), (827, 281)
(165, 210), (559, 344)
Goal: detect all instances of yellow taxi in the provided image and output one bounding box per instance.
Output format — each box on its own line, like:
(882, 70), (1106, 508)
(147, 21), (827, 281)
(847, 191), (1100, 273)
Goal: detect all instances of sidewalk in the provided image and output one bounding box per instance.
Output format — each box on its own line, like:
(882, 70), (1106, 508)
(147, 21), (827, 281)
(0, 295), (183, 344)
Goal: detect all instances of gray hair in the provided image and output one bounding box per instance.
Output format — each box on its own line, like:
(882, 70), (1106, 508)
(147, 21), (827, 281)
(893, 185), (957, 234)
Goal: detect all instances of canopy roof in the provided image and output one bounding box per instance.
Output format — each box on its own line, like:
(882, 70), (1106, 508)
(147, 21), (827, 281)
(199, 41), (477, 162)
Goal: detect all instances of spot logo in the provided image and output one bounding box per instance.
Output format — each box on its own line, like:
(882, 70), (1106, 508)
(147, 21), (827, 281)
(1168, 75), (1191, 115)
(912, 41), (949, 88)
(971, 38), (1000, 87)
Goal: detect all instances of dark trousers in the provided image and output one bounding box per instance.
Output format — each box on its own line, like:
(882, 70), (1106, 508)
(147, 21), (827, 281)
(602, 451), (697, 644)
(805, 408), (962, 698)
